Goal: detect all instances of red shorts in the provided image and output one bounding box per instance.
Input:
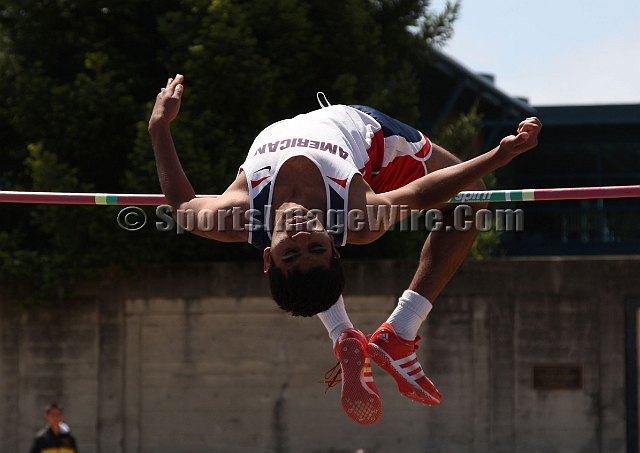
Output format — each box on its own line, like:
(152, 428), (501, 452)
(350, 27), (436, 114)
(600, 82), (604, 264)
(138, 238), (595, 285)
(368, 155), (428, 194)
(349, 105), (431, 194)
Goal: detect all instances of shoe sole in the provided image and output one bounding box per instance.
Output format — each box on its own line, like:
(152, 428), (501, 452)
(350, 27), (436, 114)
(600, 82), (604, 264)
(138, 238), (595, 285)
(338, 338), (382, 425)
(367, 342), (441, 405)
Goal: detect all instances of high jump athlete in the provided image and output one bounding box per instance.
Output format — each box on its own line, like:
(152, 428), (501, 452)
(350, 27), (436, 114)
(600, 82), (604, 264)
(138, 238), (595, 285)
(149, 74), (541, 425)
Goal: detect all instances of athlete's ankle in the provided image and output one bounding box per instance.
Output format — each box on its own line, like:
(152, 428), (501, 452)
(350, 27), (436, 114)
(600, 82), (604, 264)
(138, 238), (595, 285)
(386, 290), (432, 341)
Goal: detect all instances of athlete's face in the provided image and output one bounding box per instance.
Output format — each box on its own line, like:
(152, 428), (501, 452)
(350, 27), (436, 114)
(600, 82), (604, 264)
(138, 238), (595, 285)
(264, 207), (338, 274)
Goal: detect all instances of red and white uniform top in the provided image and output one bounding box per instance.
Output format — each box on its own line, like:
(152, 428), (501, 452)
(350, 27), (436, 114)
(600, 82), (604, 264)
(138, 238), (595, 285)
(239, 104), (432, 249)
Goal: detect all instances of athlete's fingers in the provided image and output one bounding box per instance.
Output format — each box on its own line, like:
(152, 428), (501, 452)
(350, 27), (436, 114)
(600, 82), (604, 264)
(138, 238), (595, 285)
(518, 123), (532, 134)
(517, 119), (530, 132)
(173, 83), (183, 99)
(164, 74), (184, 95)
(521, 122), (539, 136)
(518, 117), (541, 133)
(164, 74), (182, 89)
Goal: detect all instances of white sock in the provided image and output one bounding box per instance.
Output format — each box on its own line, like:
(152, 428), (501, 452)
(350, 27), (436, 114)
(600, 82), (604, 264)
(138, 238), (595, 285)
(317, 295), (353, 348)
(386, 290), (433, 341)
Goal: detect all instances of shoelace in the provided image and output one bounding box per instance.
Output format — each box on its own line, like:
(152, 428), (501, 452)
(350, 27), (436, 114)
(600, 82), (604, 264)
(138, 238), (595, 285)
(413, 335), (421, 351)
(319, 361), (342, 393)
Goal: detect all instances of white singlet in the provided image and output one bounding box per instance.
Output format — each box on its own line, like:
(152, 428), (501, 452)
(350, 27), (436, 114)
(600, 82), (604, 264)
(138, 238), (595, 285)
(239, 104), (432, 249)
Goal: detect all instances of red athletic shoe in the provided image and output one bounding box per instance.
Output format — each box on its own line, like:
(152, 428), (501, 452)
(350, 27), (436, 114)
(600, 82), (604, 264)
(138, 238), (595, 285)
(367, 322), (441, 405)
(322, 328), (382, 425)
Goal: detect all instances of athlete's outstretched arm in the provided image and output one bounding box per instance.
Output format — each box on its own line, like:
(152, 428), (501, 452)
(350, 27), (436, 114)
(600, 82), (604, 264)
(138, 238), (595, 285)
(346, 117), (541, 244)
(148, 74), (248, 242)
(375, 117), (541, 211)
(148, 74), (196, 209)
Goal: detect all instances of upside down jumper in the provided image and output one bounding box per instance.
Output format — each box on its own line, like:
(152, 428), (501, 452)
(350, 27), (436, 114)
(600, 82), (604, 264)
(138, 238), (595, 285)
(241, 103), (439, 424)
(149, 74), (542, 425)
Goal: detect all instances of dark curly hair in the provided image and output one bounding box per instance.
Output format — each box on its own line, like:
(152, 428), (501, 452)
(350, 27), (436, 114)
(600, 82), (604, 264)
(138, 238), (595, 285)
(268, 253), (345, 317)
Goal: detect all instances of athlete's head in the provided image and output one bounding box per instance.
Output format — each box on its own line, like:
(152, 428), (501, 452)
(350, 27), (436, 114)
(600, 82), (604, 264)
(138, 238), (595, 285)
(264, 207), (345, 317)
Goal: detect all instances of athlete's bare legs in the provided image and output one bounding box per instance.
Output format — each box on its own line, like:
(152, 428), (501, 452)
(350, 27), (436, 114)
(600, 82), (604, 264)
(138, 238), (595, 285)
(319, 144), (489, 411)
(368, 144), (488, 405)
(410, 145), (489, 299)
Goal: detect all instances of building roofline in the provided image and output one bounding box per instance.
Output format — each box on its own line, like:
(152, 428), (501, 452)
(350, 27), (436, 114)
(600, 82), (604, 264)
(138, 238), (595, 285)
(429, 47), (537, 118)
(533, 104), (640, 126)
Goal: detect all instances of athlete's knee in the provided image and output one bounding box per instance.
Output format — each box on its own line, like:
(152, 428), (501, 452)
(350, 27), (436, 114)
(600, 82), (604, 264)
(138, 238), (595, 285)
(442, 177), (488, 212)
(468, 177), (489, 210)
(425, 143), (462, 173)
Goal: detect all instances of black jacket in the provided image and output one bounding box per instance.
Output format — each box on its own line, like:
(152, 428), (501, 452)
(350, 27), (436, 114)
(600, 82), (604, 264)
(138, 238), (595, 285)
(29, 425), (77, 453)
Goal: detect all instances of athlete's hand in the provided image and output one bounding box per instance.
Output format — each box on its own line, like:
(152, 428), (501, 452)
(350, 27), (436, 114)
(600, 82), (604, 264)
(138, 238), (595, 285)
(495, 117), (542, 161)
(149, 74), (184, 129)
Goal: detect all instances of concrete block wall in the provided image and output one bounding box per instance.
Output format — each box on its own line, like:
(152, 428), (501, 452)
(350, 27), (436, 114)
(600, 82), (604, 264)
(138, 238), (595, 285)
(0, 257), (638, 453)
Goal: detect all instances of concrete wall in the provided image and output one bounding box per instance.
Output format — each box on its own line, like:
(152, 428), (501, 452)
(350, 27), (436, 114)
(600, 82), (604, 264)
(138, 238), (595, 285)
(1, 257), (638, 453)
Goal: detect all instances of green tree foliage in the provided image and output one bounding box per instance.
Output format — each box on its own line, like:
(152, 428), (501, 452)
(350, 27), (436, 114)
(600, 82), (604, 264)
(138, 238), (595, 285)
(433, 104), (501, 260)
(0, 0), (460, 300)
(0, 0), (178, 300)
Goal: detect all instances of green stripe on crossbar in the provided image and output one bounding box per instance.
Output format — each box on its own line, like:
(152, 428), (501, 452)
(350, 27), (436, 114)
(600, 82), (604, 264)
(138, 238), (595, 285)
(95, 194), (119, 205)
(509, 190), (522, 201)
(488, 191), (507, 202)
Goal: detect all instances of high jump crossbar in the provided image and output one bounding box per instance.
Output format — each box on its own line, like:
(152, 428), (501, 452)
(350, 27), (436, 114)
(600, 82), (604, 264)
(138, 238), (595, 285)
(0, 185), (639, 206)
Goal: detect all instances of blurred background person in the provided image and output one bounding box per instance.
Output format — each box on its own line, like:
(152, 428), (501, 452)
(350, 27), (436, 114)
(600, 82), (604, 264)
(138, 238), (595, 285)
(29, 402), (77, 453)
